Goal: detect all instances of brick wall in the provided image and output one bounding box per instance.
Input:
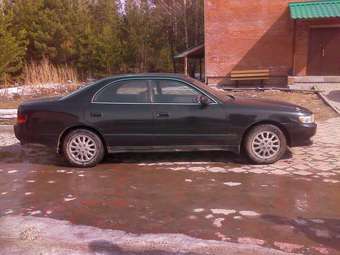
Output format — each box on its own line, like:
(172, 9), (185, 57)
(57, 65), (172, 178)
(204, 0), (305, 86)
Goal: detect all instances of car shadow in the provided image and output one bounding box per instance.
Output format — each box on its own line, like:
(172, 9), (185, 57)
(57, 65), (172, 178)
(88, 240), (199, 255)
(262, 214), (340, 251)
(105, 150), (245, 164)
(0, 142), (293, 167)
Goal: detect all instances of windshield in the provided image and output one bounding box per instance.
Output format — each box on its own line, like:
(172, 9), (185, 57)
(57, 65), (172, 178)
(186, 77), (234, 102)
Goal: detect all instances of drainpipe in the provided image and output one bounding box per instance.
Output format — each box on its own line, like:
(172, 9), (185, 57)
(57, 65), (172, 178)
(199, 58), (202, 81)
(292, 19), (297, 76)
(184, 56), (188, 76)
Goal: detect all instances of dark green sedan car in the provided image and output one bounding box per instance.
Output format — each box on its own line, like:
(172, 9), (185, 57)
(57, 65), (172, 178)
(14, 74), (317, 167)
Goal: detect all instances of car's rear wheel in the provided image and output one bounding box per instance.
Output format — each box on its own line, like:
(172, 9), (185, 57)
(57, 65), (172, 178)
(244, 124), (287, 164)
(63, 129), (105, 168)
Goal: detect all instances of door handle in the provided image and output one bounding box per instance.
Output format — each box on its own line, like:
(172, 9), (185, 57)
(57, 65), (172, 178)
(156, 112), (170, 118)
(90, 112), (103, 118)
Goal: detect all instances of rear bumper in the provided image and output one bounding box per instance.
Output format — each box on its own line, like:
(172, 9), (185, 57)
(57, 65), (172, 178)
(14, 124), (24, 143)
(14, 124), (58, 147)
(286, 122), (317, 147)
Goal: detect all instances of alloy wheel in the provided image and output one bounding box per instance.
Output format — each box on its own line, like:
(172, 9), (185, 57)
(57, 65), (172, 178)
(67, 135), (97, 163)
(251, 131), (281, 160)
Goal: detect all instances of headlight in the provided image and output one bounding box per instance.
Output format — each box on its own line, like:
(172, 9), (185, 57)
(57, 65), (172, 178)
(298, 114), (315, 124)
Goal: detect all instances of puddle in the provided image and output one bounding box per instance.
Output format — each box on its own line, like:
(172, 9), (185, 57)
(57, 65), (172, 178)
(0, 161), (339, 254)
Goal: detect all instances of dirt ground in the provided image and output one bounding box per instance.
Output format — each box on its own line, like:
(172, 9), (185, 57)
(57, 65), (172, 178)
(0, 98), (27, 109)
(228, 90), (338, 122)
(0, 89), (72, 109)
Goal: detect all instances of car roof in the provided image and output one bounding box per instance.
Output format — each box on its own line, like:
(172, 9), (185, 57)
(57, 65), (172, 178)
(64, 73), (228, 103)
(106, 73), (189, 80)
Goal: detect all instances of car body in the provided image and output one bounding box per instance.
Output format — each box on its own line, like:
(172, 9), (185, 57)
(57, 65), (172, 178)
(14, 74), (317, 167)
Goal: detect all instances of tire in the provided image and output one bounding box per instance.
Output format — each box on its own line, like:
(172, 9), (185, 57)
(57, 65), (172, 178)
(62, 129), (105, 168)
(244, 124), (287, 164)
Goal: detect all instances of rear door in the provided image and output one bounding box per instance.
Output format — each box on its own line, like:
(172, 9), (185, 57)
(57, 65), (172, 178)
(150, 78), (230, 147)
(87, 78), (154, 148)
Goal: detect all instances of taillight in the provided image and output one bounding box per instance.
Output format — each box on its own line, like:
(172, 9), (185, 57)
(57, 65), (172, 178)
(17, 114), (27, 124)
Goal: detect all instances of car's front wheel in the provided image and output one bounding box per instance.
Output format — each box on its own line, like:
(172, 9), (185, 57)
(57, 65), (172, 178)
(244, 124), (287, 164)
(62, 129), (105, 168)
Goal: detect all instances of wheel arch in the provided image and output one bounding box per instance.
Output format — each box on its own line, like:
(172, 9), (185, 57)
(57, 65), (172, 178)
(57, 125), (107, 154)
(241, 120), (291, 149)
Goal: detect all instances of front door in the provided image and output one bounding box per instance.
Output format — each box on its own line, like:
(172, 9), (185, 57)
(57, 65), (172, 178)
(307, 27), (340, 75)
(150, 79), (231, 147)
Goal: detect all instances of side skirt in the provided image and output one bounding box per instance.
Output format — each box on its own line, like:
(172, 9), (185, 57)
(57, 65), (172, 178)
(107, 145), (240, 154)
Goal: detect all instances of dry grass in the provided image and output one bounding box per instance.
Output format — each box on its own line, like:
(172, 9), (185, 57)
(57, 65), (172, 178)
(23, 58), (78, 86)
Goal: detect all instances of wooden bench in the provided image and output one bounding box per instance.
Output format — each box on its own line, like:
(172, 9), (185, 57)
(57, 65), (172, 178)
(230, 69), (270, 87)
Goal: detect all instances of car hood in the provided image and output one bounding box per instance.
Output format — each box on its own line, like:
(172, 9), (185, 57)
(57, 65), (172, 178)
(231, 97), (312, 114)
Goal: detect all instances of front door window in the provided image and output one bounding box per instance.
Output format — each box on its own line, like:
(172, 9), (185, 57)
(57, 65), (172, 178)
(151, 79), (206, 104)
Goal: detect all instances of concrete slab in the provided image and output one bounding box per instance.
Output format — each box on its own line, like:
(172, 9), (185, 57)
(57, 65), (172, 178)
(315, 84), (340, 114)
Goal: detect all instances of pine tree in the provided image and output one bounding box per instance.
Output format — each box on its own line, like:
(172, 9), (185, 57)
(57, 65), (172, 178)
(0, 3), (27, 82)
(0, 0), (205, 82)
(77, 0), (123, 77)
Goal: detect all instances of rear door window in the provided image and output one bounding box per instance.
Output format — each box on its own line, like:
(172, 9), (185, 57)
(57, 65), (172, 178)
(94, 80), (149, 103)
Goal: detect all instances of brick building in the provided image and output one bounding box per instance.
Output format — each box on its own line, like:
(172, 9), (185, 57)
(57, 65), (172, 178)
(203, 0), (340, 87)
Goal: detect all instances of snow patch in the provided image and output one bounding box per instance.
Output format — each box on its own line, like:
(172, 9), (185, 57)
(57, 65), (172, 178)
(239, 211), (260, 217)
(323, 179), (339, 184)
(223, 182), (242, 187)
(211, 209), (236, 216)
(29, 210), (42, 216)
(0, 109), (17, 119)
(4, 209), (14, 215)
(213, 218), (225, 228)
(206, 167), (226, 173)
(64, 195), (77, 202)
(188, 166), (205, 172)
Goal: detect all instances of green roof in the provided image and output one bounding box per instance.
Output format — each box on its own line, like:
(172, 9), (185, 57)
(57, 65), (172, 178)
(289, 0), (340, 19)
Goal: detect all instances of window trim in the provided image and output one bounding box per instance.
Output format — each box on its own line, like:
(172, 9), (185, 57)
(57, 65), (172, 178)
(91, 77), (218, 105)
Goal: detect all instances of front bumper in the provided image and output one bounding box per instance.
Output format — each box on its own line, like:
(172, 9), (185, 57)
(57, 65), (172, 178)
(287, 122), (317, 147)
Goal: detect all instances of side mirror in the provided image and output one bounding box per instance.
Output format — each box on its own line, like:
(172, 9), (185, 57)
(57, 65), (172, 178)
(199, 95), (210, 107)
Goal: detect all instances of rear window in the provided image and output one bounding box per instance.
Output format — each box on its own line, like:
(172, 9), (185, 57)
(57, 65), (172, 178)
(62, 79), (113, 100)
